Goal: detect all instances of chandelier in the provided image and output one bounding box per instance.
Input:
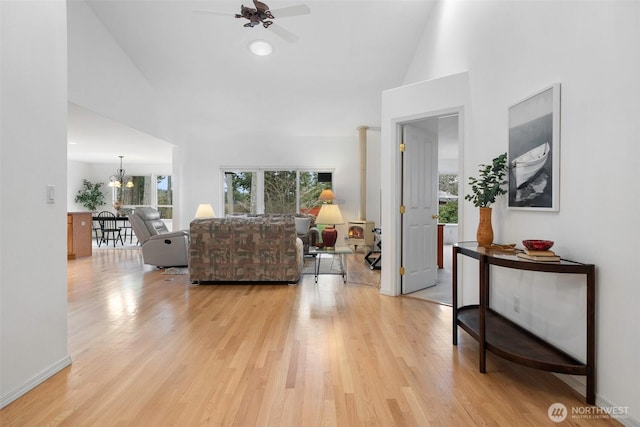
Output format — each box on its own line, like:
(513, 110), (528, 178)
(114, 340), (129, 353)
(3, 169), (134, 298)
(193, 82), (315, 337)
(108, 155), (134, 188)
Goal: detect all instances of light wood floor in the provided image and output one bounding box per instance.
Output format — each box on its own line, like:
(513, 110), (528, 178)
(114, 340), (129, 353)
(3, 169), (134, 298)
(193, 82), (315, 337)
(1, 249), (617, 426)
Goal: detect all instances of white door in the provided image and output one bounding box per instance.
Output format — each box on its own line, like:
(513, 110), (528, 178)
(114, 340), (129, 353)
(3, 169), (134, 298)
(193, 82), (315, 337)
(401, 122), (439, 294)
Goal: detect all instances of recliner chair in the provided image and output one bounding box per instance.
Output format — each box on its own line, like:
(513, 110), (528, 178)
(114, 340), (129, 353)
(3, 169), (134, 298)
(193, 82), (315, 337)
(129, 207), (189, 267)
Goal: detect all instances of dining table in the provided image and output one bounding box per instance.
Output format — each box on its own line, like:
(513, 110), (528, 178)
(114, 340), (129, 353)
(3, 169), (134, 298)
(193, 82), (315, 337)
(92, 215), (133, 246)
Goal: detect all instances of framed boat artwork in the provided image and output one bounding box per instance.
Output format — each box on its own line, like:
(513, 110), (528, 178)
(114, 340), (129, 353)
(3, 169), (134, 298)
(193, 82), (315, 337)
(508, 83), (560, 211)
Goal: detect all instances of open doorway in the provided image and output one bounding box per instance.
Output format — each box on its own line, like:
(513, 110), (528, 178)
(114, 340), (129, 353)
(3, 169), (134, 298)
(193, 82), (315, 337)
(380, 72), (468, 298)
(403, 114), (459, 305)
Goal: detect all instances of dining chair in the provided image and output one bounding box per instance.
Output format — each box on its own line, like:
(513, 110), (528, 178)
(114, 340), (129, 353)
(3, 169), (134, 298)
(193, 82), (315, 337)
(92, 218), (103, 247)
(118, 208), (135, 244)
(96, 211), (124, 247)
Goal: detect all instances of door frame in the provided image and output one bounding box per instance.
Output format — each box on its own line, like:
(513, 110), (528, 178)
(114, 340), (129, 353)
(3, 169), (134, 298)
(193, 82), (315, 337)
(380, 72), (469, 296)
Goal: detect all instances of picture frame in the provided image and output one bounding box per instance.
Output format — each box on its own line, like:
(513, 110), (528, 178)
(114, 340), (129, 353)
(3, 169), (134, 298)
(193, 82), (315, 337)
(508, 83), (560, 211)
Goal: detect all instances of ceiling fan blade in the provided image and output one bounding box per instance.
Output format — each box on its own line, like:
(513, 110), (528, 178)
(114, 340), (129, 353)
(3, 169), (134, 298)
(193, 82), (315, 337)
(268, 23), (299, 43)
(269, 4), (311, 19)
(192, 9), (234, 17)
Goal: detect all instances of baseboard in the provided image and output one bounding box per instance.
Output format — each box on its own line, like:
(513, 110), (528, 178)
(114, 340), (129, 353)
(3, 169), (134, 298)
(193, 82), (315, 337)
(553, 373), (639, 426)
(553, 372), (586, 397)
(0, 355), (72, 409)
(595, 395), (640, 427)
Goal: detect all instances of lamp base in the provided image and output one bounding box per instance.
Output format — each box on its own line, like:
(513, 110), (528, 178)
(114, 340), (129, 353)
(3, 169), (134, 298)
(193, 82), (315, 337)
(322, 226), (338, 249)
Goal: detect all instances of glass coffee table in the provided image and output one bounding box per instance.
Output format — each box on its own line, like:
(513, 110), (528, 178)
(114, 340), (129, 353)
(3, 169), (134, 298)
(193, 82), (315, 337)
(308, 247), (353, 283)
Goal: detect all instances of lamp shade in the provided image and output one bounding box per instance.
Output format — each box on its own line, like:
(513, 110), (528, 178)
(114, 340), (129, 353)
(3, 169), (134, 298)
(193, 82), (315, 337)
(318, 189), (336, 203)
(194, 204), (216, 219)
(316, 204), (344, 248)
(315, 204), (344, 226)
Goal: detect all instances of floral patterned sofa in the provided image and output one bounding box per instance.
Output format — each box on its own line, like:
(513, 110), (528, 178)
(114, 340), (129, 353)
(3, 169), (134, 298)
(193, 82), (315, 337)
(189, 215), (303, 283)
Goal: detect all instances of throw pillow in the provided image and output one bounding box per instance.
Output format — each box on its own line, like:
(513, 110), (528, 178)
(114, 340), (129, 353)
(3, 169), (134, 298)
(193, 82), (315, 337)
(294, 217), (311, 235)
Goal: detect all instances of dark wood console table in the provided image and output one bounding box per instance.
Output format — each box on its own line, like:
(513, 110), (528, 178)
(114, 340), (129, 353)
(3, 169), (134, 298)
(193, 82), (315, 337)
(452, 241), (595, 404)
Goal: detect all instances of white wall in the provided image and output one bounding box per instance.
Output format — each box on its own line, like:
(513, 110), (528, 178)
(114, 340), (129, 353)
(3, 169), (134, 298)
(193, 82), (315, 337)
(176, 133), (365, 243)
(67, 160), (172, 212)
(67, 160), (93, 211)
(66, 0), (379, 234)
(395, 0), (639, 420)
(0, 0), (71, 408)
(67, 1), (180, 144)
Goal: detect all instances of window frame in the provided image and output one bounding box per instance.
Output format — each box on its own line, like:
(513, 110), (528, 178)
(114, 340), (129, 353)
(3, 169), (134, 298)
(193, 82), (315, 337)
(156, 175), (173, 220)
(112, 173), (174, 218)
(221, 168), (334, 216)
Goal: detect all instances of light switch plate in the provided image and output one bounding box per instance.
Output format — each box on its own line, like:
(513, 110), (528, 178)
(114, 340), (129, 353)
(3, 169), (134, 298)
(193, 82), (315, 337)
(47, 185), (55, 204)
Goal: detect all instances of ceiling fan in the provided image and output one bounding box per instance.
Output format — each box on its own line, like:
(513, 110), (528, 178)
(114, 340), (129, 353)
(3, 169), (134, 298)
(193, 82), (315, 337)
(193, 0), (311, 43)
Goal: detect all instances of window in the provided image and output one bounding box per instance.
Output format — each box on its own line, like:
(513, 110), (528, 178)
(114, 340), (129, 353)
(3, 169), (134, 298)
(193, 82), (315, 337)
(115, 174), (173, 219)
(224, 171), (255, 214)
(438, 173), (458, 224)
(157, 176), (173, 220)
(223, 169), (332, 216)
(264, 171), (296, 214)
(121, 176), (151, 206)
(299, 171), (327, 214)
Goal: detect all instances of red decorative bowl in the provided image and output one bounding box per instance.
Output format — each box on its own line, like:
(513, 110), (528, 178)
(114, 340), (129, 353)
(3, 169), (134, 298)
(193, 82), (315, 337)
(522, 240), (554, 251)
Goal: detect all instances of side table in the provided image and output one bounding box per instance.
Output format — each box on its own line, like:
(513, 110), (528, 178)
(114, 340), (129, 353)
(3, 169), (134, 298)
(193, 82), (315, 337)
(452, 241), (596, 404)
(308, 247), (353, 283)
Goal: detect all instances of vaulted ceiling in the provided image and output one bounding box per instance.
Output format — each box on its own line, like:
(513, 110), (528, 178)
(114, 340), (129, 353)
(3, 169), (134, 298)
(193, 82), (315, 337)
(68, 1), (436, 164)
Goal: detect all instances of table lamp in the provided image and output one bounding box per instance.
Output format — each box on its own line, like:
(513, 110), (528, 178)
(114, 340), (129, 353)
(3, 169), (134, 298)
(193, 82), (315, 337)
(315, 203), (344, 249)
(318, 189), (336, 203)
(194, 204), (216, 219)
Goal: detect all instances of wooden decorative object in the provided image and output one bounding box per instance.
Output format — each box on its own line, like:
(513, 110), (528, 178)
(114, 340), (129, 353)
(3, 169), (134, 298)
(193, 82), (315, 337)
(476, 207), (494, 247)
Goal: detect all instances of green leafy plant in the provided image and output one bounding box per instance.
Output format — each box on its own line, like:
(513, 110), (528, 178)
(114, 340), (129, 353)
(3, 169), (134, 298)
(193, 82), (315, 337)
(75, 179), (106, 211)
(464, 153), (508, 208)
(438, 200), (458, 224)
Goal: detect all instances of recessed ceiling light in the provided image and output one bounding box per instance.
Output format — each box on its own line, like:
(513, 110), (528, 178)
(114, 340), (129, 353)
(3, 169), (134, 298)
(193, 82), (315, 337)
(248, 39), (273, 56)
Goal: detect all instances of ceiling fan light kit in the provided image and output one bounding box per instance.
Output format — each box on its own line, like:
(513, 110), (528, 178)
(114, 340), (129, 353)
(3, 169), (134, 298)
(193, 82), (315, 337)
(248, 39), (273, 56)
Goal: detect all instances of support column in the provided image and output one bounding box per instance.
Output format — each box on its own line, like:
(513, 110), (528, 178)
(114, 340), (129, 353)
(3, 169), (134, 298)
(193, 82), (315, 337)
(358, 125), (369, 221)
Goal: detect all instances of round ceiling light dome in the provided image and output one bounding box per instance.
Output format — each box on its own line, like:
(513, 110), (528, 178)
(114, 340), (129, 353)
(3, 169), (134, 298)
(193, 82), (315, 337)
(248, 39), (273, 56)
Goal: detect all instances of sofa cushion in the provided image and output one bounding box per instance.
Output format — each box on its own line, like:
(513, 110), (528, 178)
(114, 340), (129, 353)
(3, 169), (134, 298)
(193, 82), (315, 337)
(295, 217), (311, 235)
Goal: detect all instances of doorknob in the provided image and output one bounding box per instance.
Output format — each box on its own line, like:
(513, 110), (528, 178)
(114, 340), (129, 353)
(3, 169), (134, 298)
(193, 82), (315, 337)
(432, 214), (439, 220)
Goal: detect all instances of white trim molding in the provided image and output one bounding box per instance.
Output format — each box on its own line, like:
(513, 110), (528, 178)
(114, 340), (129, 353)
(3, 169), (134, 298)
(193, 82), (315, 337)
(0, 356), (72, 409)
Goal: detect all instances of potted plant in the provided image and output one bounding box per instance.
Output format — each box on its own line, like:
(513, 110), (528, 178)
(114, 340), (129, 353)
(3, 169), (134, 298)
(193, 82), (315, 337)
(75, 179), (106, 212)
(464, 153), (508, 247)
